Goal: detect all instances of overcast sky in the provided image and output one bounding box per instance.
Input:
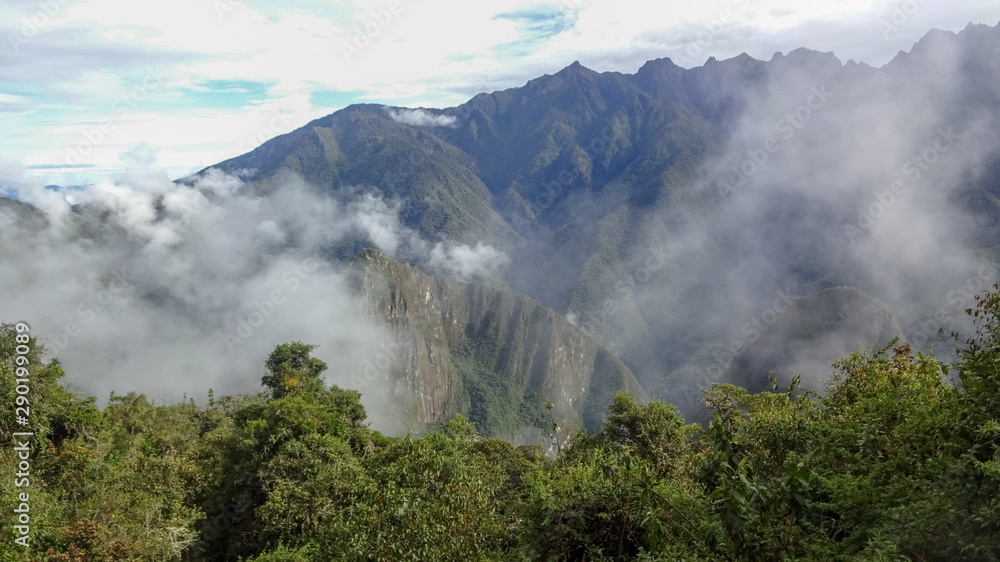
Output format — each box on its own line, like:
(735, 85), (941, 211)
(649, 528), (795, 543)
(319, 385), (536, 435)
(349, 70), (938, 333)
(1, 0), (998, 185)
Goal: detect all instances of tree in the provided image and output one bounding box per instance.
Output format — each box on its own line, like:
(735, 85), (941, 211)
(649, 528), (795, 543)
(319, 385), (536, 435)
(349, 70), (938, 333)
(261, 343), (328, 399)
(598, 392), (697, 480)
(193, 343), (370, 560)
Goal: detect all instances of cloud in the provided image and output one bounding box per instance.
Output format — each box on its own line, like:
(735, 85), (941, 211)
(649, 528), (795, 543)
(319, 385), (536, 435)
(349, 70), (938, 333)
(0, 93), (32, 112)
(594, 29), (1000, 410)
(340, 191), (510, 283)
(427, 242), (511, 282)
(0, 168), (385, 425)
(386, 107), (458, 128)
(0, 147), (510, 434)
(0, 155), (25, 183)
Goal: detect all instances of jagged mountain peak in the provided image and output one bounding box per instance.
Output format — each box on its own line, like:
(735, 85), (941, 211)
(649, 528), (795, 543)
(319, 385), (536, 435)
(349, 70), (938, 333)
(523, 59), (607, 96)
(910, 27), (960, 56)
(560, 60), (589, 73)
(782, 47), (842, 65)
(886, 20), (1000, 68)
(636, 56), (681, 73)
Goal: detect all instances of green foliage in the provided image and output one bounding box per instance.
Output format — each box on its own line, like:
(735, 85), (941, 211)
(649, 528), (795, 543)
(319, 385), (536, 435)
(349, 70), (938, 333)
(450, 339), (561, 439)
(5, 316), (1000, 561)
(521, 444), (713, 561)
(696, 382), (822, 559)
(261, 343), (329, 399)
(193, 346), (370, 560)
(243, 544), (316, 562)
(333, 430), (513, 561)
(599, 393), (698, 479)
(0, 325), (203, 561)
(0, 324), (94, 453)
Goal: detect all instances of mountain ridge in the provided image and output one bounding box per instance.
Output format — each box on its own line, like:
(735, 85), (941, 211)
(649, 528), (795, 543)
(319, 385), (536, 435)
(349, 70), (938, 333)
(171, 20), (1000, 411)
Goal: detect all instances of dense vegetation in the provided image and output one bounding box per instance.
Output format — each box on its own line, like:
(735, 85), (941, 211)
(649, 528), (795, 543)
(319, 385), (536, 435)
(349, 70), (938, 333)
(2, 288), (1000, 561)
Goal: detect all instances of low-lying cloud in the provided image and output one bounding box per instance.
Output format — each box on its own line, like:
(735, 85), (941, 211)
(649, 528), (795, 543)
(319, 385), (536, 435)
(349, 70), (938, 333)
(0, 157), (507, 434)
(614, 38), (1000, 408)
(387, 107), (458, 128)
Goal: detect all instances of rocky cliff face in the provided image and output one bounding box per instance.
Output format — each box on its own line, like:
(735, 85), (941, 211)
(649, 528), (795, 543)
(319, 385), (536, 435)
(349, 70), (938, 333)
(347, 248), (646, 441)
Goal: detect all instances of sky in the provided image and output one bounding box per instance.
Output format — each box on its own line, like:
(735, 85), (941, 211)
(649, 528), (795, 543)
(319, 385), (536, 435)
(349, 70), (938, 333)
(1, 0), (998, 185)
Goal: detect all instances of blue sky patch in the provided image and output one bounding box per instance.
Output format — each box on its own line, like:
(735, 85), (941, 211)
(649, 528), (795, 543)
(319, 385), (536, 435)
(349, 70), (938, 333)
(492, 4), (578, 55)
(179, 79), (274, 109)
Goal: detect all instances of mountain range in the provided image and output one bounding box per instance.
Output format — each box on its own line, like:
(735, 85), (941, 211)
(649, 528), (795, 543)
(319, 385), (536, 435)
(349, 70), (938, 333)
(5, 21), (1000, 439)
(192, 22), (1000, 410)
